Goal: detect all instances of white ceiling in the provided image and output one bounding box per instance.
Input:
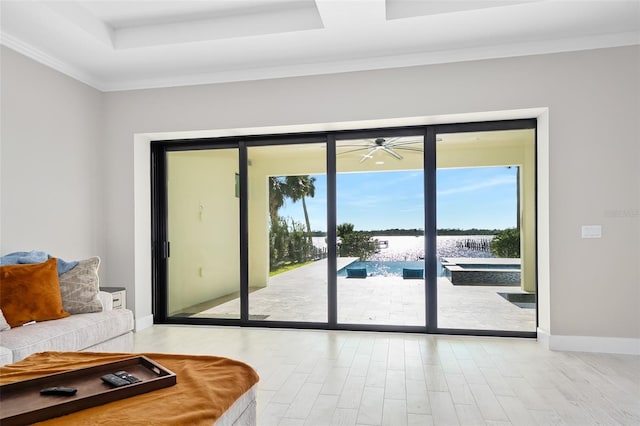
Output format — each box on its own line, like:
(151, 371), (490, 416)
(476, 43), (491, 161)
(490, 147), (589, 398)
(1, 0), (638, 92)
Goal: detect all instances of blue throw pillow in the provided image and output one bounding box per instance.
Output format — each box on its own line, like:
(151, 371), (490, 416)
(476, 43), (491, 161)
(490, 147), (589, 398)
(0, 251), (78, 275)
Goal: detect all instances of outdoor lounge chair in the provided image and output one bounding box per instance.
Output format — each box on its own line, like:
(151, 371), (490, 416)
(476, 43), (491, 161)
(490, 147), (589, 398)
(402, 268), (424, 279)
(346, 268), (367, 278)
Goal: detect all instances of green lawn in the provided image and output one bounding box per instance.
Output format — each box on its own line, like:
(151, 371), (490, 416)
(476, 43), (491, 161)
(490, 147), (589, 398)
(270, 260), (314, 277)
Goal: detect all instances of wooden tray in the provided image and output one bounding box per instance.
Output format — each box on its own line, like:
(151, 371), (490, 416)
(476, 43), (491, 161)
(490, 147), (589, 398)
(0, 356), (176, 425)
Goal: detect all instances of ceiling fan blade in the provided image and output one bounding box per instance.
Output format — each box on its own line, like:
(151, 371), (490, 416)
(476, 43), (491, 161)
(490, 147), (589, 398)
(387, 139), (423, 147)
(337, 141), (374, 148)
(337, 139), (379, 156)
(395, 146), (424, 153)
(360, 146), (380, 162)
(338, 139), (376, 147)
(379, 137), (400, 145)
(383, 146), (403, 160)
(337, 146), (372, 156)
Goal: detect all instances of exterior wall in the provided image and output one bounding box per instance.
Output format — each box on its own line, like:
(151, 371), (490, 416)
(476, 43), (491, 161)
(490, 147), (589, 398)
(166, 150), (240, 314)
(247, 164), (270, 289)
(1, 44), (638, 349)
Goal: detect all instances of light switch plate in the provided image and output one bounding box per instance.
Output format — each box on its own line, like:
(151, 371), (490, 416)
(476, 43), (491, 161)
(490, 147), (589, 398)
(581, 225), (602, 238)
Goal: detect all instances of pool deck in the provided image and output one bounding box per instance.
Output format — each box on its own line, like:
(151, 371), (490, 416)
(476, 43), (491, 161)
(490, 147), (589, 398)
(192, 258), (536, 332)
(442, 257), (521, 266)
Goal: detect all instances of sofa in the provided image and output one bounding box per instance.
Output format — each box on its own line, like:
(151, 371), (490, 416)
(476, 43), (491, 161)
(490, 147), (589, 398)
(0, 255), (135, 366)
(0, 291), (134, 366)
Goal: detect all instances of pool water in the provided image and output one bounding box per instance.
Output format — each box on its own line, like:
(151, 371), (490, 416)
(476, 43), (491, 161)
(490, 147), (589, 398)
(337, 260), (436, 277)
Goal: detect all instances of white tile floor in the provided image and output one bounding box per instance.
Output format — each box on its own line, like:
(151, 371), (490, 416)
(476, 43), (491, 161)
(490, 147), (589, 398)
(132, 325), (640, 426)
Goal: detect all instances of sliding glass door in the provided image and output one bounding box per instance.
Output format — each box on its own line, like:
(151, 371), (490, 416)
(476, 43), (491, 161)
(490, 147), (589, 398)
(165, 148), (241, 319)
(152, 119), (537, 337)
(247, 142), (327, 322)
(435, 128), (537, 333)
(335, 135), (425, 326)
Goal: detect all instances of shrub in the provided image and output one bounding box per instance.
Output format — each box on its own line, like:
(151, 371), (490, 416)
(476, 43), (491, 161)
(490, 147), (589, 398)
(337, 223), (376, 260)
(491, 228), (520, 258)
(269, 216), (289, 269)
(270, 217), (314, 270)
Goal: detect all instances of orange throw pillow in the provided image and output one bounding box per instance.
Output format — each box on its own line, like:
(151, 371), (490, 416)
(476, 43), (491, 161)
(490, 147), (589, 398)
(0, 257), (70, 327)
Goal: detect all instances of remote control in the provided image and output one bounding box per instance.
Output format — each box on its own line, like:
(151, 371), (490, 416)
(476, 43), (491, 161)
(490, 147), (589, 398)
(114, 370), (141, 384)
(101, 373), (131, 387)
(40, 386), (77, 396)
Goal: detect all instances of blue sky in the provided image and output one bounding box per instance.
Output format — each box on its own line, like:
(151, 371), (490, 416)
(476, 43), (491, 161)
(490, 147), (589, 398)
(277, 167), (517, 231)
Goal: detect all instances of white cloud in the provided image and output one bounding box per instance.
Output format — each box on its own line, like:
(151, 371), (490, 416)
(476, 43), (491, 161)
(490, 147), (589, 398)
(437, 175), (516, 196)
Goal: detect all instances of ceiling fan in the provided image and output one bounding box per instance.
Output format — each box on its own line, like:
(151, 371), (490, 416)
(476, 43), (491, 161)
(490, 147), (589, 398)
(337, 137), (423, 163)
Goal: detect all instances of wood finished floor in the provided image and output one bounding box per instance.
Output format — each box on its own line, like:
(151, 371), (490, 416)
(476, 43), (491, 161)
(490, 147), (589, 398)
(133, 326), (640, 426)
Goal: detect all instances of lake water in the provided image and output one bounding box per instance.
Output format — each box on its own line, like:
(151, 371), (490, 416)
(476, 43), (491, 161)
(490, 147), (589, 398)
(312, 235), (495, 261)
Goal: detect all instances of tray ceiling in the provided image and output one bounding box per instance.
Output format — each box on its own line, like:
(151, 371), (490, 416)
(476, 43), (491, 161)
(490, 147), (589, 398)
(1, 0), (638, 91)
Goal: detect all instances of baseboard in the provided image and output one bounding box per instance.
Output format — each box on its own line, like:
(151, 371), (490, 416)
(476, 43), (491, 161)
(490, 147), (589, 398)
(537, 327), (640, 355)
(536, 327), (550, 349)
(135, 314), (154, 332)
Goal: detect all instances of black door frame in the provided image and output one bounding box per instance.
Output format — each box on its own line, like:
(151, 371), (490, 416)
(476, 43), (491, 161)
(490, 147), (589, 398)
(150, 118), (537, 338)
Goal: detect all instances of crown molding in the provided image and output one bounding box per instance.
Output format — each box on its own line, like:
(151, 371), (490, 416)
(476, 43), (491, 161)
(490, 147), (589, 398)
(104, 31), (640, 92)
(0, 31), (106, 91)
(2, 28), (638, 93)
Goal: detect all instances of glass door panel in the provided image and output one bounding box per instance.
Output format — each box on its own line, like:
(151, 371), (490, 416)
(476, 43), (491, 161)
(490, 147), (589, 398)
(436, 129), (537, 332)
(247, 143), (327, 322)
(166, 149), (240, 319)
(336, 136), (425, 326)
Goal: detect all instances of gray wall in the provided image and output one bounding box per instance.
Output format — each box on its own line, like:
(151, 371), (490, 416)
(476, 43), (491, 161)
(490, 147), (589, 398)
(0, 47), (103, 260)
(2, 44), (638, 345)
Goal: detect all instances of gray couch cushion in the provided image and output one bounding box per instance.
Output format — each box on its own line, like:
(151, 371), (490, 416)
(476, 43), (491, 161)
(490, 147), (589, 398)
(0, 309), (133, 363)
(0, 345), (12, 365)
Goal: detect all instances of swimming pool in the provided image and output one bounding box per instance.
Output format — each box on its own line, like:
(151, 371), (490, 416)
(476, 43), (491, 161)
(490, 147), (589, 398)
(458, 264), (520, 270)
(337, 260), (430, 277)
(441, 258), (521, 285)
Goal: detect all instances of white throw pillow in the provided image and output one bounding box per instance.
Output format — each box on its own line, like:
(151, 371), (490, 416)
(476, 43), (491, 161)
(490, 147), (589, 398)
(58, 257), (103, 314)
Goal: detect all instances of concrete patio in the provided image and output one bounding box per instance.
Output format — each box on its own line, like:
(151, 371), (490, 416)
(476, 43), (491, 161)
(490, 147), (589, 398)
(191, 258), (536, 332)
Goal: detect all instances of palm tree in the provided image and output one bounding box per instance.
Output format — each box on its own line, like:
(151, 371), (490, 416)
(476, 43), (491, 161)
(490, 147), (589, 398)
(284, 175), (316, 245)
(268, 177), (286, 227)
